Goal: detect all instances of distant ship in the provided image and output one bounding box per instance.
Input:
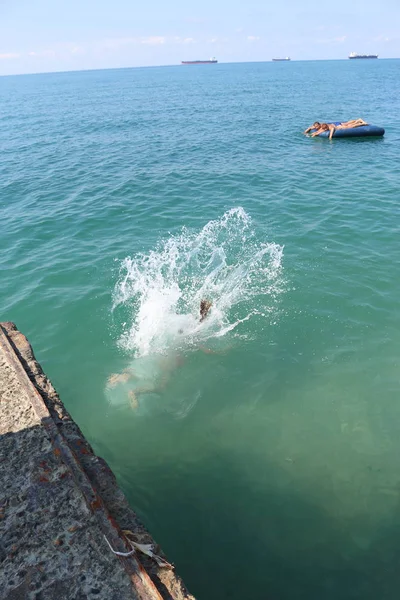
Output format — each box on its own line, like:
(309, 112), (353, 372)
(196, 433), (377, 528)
(181, 57), (218, 65)
(272, 57), (291, 61)
(348, 52), (378, 59)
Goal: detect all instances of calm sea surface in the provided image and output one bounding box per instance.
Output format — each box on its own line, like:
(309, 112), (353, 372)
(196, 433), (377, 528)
(1, 60), (400, 599)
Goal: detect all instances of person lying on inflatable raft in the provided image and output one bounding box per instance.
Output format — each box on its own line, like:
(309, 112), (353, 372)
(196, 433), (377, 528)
(304, 119), (368, 140)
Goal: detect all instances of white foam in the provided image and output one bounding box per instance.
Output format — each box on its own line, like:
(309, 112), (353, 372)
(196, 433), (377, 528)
(112, 207), (284, 357)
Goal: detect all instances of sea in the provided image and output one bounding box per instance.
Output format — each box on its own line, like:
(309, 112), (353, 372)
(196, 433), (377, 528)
(1, 59), (400, 599)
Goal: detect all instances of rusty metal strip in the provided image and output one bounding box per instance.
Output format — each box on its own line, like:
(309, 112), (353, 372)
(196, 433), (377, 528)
(0, 324), (163, 600)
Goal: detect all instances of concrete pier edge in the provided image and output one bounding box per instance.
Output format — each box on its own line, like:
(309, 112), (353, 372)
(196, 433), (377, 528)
(0, 322), (194, 600)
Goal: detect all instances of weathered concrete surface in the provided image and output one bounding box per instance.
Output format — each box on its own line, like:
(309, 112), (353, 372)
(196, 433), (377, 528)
(0, 322), (195, 600)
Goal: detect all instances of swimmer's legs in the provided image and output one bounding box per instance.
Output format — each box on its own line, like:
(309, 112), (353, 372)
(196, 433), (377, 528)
(127, 383), (160, 410)
(128, 390), (139, 410)
(107, 370), (137, 388)
(339, 119), (368, 129)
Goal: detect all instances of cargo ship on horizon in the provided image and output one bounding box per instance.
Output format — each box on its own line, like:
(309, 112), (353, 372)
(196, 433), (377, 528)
(272, 57), (291, 61)
(348, 52), (378, 59)
(181, 57), (218, 64)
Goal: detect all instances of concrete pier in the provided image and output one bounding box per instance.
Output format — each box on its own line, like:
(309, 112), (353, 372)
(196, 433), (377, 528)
(0, 322), (194, 600)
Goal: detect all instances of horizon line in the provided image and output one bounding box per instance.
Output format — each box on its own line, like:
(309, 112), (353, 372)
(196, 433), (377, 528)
(1, 57), (399, 78)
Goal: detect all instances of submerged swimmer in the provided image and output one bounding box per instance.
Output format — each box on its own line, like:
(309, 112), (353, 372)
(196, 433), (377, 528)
(108, 299), (213, 405)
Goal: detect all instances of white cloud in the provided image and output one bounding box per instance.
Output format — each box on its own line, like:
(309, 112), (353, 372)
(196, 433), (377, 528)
(70, 46), (84, 55)
(184, 17), (207, 24)
(315, 35), (347, 44)
(0, 52), (20, 60)
(173, 37), (197, 44)
(140, 36), (165, 45)
(373, 35), (391, 42)
(103, 37), (137, 50)
(102, 36), (166, 49)
(207, 36), (229, 43)
(1, 34), (197, 67)
(247, 36), (260, 42)
(28, 49), (57, 58)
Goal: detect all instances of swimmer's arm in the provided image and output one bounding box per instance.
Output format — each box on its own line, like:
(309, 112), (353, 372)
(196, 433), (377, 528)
(304, 126), (312, 134)
(310, 127), (325, 137)
(328, 124), (336, 140)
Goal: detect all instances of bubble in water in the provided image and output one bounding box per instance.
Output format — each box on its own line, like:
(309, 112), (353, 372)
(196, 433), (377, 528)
(112, 207), (284, 357)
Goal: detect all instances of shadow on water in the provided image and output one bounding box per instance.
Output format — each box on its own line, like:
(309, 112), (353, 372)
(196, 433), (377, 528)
(4, 378), (400, 600)
(306, 135), (385, 145)
(98, 308), (400, 600)
(97, 262), (398, 600)
(128, 446), (400, 600)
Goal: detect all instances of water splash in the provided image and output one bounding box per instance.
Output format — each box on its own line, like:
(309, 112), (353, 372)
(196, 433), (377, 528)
(112, 207), (284, 358)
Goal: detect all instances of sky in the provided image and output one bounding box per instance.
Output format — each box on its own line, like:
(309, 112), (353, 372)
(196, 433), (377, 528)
(0, 0), (399, 75)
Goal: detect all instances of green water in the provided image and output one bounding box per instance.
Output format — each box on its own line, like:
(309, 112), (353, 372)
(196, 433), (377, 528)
(1, 60), (400, 599)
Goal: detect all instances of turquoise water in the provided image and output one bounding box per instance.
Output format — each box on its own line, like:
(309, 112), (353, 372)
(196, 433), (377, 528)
(2, 60), (400, 599)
